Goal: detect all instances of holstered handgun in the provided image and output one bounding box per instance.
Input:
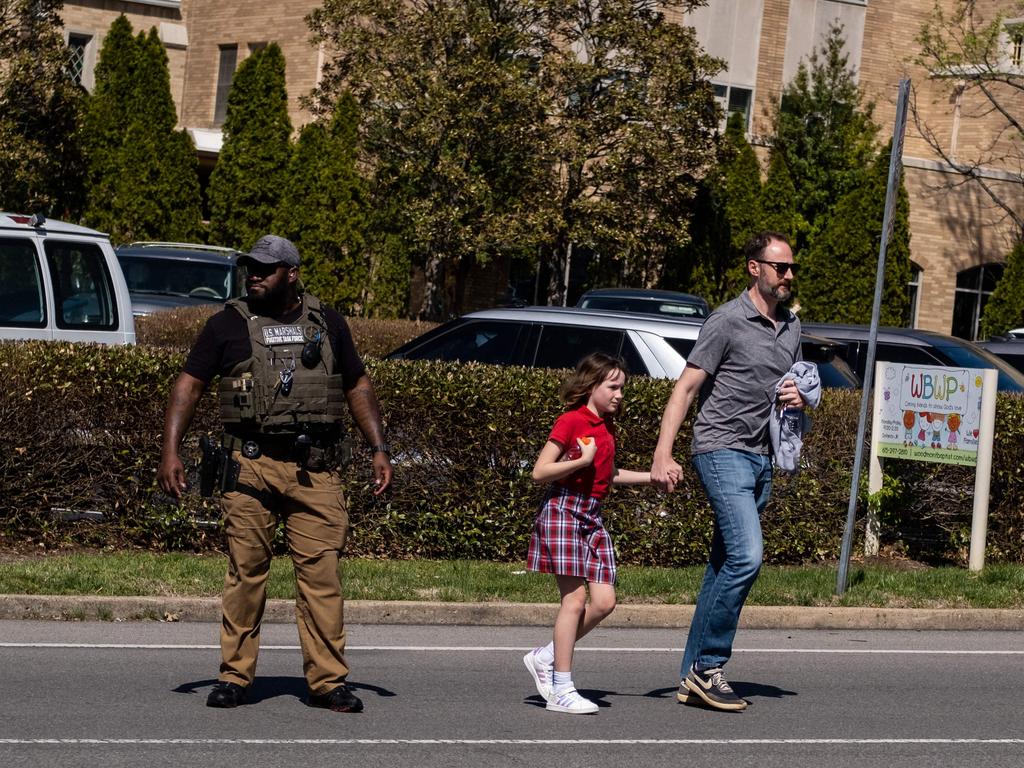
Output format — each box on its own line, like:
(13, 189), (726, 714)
(199, 435), (240, 496)
(198, 435), (221, 497)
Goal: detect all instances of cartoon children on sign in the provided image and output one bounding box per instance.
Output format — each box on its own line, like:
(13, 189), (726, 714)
(946, 413), (961, 450)
(917, 411), (930, 448)
(929, 412), (945, 449)
(902, 410), (916, 446)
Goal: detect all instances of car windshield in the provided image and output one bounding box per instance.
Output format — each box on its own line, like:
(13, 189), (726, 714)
(931, 341), (1024, 393)
(119, 256), (234, 300)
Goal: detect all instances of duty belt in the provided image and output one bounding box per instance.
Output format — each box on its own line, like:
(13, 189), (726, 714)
(222, 432), (301, 460)
(221, 431), (352, 471)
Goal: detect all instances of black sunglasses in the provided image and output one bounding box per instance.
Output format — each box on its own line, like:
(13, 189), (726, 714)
(755, 259), (798, 276)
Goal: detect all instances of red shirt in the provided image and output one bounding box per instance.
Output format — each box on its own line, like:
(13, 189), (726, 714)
(548, 405), (617, 500)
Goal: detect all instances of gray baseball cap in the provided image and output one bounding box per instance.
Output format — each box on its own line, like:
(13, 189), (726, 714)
(241, 235), (300, 267)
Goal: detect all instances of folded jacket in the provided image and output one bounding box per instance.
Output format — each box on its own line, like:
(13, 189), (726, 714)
(769, 361), (821, 473)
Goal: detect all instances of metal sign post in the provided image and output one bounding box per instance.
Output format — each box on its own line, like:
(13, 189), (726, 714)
(836, 79), (911, 596)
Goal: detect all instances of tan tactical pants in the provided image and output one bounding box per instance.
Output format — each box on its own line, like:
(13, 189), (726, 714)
(217, 450), (350, 695)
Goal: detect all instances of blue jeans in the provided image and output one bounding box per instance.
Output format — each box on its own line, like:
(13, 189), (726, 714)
(681, 449), (773, 678)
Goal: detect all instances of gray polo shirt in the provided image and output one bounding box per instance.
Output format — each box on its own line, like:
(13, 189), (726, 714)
(686, 291), (802, 455)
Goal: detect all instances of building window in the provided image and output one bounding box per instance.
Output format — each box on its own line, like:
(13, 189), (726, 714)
(1008, 25), (1024, 67)
(248, 42), (267, 55)
(67, 33), (91, 87)
(214, 44), (238, 126)
(713, 83), (753, 131)
(907, 262), (922, 328)
(952, 263), (1004, 340)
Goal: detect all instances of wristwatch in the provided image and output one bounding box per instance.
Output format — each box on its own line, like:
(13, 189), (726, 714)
(370, 443), (391, 455)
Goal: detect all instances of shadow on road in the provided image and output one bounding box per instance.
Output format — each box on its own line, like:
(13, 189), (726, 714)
(173, 676), (397, 704)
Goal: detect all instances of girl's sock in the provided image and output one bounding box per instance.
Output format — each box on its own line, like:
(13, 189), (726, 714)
(552, 669), (573, 694)
(536, 643), (555, 666)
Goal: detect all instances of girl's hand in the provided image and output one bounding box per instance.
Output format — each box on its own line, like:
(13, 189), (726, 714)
(577, 436), (597, 465)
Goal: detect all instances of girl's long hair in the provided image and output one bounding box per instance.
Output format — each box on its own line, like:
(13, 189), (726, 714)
(560, 352), (628, 412)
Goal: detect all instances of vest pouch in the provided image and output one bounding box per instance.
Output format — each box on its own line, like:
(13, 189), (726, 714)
(219, 374), (265, 425)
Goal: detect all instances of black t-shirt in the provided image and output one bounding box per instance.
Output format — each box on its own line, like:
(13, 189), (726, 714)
(183, 301), (366, 387)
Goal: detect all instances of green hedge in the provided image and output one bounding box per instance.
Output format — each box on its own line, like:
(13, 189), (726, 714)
(2, 340), (1024, 565)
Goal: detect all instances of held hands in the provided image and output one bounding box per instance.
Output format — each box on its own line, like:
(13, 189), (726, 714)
(651, 453), (683, 493)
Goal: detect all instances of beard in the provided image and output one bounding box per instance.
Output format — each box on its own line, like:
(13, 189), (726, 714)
(246, 277), (291, 312)
(771, 283), (792, 302)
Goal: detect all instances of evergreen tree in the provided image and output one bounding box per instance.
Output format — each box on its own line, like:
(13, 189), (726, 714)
(980, 242), (1024, 338)
(81, 18), (200, 242)
(209, 43), (292, 250)
(81, 15), (137, 234)
(0, 0), (85, 218)
(799, 140), (911, 325)
(760, 150), (804, 243)
(274, 92), (369, 312)
(771, 22), (878, 248)
(680, 112), (762, 307)
(112, 30), (201, 242)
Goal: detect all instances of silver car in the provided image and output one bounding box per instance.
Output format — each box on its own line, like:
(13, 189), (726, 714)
(387, 306), (859, 387)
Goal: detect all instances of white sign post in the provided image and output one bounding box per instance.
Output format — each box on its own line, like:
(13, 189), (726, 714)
(867, 362), (998, 571)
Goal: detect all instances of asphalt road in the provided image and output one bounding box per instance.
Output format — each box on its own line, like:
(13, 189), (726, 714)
(1, 620), (1022, 767)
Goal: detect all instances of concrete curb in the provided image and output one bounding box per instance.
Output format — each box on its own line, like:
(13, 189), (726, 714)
(1, 594), (1023, 630)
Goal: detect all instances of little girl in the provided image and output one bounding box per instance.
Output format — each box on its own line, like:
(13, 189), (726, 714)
(523, 352), (653, 715)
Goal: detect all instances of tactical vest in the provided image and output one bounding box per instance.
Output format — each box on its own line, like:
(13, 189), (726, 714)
(218, 294), (347, 434)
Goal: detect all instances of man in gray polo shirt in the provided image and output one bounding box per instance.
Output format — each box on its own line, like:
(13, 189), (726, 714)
(651, 231), (806, 712)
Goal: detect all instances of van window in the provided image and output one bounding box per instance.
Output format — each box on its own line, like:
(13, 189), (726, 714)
(535, 326), (626, 369)
(0, 239), (46, 327)
(44, 241), (117, 330)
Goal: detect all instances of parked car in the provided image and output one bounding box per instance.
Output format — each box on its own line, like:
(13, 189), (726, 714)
(977, 337), (1024, 375)
(115, 241), (244, 318)
(387, 306), (860, 387)
(803, 322), (1024, 393)
(575, 287), (710, 320)
(0, 212), (135, 344)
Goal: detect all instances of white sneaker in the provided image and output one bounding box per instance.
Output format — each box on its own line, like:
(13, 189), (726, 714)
(523, 649), (553, 701)
(546, 686), (599, 715)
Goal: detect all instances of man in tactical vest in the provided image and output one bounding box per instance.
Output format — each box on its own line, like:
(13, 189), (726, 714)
(157, 234), (393, 713)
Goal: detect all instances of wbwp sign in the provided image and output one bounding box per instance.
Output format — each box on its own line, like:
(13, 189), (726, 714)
(873, 363), (990, 467)
(868, 361), (998, 570)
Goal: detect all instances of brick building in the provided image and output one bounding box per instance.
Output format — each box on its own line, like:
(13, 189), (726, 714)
(62, 0), (1023, 336)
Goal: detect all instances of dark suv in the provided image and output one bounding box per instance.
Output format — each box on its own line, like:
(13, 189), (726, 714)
(977, 337), (1024, 375)
(115, 242), (245, 318)
(804, 322), (1024, 393)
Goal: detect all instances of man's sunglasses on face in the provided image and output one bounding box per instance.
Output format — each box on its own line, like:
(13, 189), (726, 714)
(245, 261), (290, 278)
(755, 259), (798, 276)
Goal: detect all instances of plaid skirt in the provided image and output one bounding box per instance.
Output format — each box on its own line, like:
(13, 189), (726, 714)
(526, 486), (616, 584)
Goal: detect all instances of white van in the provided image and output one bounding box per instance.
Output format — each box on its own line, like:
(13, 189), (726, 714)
(0, 212), (135, 344)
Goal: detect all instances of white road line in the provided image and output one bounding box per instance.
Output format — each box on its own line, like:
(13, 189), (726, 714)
(1, 738), (1024, 745)
(1, 643), (1023, 655)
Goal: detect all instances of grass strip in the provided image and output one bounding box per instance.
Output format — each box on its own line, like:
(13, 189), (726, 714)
(1, 553), (1024, 609)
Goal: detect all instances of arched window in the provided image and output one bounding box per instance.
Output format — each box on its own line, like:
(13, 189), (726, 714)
(952, 264), (1004, 340)
(907, 262), (922, 328)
